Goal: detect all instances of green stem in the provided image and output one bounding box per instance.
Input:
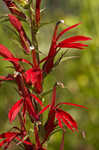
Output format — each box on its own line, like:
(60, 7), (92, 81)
(29, 4), (39, 63)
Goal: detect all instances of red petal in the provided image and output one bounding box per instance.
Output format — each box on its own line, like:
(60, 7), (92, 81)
(0, 132), (16, 139)
(8, 99), (23, 123)
(38, 104), (50, 116)
(56, 113), (63, 129)
(56, 23), (81, 40)
(62, 117), (74, 132)
(31, 94), (43, 107)
(60, 35), (91, 43)
(0, 44), (14, 58)
(0, 139), (8, 147)
(58, 109), (78, 131)
(56, 102), (88, 109)
(57, 42), (88, 49)
(4, 57), (32, 66)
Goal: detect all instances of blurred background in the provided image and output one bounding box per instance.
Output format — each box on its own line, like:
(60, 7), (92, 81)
(0, 0), (98, 150)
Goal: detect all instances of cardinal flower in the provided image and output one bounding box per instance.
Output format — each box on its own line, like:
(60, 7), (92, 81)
(8, 91), (43, 123)
(8, 14), (31, 54)
(0, 129), (32, 150)
(42, 21), (91, 74)
(0, 44), (43, 122)
(5, 56), (43, 94)
(3, 0), (26, 19)
(38, 84), (87, 143)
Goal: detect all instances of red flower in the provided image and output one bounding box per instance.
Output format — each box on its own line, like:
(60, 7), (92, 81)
(25, 67), (43, 93)
(5, 56), (43, 94)
(0, 45), (43, 122)
(3, 0), (26, 19)
(36, 0), (41, 25)
(0, 130), (32, 150)
(38, 85), (87, 137)
(8, 14), (31, 54)
(8, 92), (43, 123)
(42, 21), (91, 74)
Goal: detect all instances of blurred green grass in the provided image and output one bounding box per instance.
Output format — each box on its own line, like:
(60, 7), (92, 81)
(0, 0), (98, 150)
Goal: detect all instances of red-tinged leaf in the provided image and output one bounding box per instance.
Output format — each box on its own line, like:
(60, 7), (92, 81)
(8, 14), (22, 32)
(31, 94), (43, 107)
(60, 35), (92, 43)
(55, 102), (88, 109)
(4, 57), (33, 66)
(0, 44), (14, 58)
(56, 23), (81, 41)
(56, 113), (63, 129)
(57, 42), (88, 49)
(8, 99), (23, 123)
(38, 104), (50, 116)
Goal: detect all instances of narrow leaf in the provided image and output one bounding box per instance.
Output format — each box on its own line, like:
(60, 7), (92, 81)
(8, 99), (23, 123)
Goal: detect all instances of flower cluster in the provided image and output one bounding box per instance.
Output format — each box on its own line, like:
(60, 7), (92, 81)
(0, 0), (91, 150)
